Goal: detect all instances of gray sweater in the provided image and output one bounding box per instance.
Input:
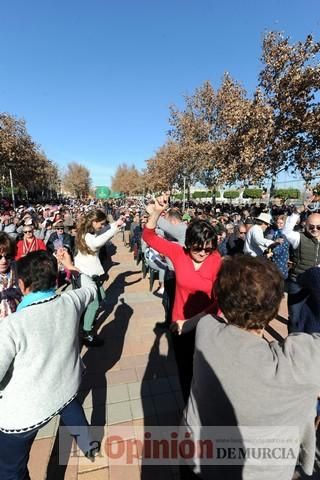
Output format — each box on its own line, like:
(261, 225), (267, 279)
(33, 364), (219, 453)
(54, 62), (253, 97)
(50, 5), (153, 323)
(156, 218), (187, 271)
(157, 217), (186, 246)
(183, 314), (320, 479)
(0, 274), (96, 431)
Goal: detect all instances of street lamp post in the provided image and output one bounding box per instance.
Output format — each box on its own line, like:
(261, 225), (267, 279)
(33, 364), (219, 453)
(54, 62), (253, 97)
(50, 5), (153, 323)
(9, 168), (15, 209)
(182, 175), (186, 212)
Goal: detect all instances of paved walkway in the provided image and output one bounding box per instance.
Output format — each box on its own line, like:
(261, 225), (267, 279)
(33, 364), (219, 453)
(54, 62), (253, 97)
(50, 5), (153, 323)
(27, 235), (289, 480)
(28, 235), (183, 480)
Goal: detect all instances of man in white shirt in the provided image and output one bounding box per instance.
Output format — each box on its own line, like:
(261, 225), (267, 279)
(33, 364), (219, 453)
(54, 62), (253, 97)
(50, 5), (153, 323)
(282, 206), (320, 332)
(244, 213), (280, 257)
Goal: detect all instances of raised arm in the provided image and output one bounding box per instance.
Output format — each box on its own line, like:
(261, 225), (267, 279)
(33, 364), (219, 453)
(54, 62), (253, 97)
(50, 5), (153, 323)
(85, 220), (122, 250)
(282, 213), (300, 250)
(142, 195), (182, 259)
(283, 201), (314, 250)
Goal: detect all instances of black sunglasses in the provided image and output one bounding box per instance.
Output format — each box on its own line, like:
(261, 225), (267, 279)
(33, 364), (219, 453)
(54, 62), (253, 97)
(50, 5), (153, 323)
(191, 246), (213, 254)
(0, 254), (12, 260)
(308, 224), (320, 231)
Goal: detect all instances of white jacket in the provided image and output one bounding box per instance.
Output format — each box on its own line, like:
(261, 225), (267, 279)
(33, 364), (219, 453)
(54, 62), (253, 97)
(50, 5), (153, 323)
(244, 225), (273, 257)
(74, 223), (119, 276)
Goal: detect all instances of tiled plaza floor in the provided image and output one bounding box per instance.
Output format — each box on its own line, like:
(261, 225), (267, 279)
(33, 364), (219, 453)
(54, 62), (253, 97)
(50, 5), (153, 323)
(28, 235), (183, 480)
(27, 234), (289, 480)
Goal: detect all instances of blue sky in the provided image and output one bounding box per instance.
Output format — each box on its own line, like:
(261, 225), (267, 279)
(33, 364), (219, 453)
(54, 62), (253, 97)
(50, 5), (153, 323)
(1, 0), (319, 188)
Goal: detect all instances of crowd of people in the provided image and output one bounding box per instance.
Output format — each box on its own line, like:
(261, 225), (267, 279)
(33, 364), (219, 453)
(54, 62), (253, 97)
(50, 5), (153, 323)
(0, 194), (320, 479)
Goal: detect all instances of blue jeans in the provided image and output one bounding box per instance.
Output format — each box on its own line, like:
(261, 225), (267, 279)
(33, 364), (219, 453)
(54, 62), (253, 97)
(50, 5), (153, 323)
(0, 398), (91, 480)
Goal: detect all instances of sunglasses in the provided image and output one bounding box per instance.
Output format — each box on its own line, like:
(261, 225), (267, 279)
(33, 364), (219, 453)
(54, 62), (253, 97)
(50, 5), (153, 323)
(23, 230), (33, 233)
(308, 224), (320, 231)
(56, 227), (64, 231)
(0, 254), (12, 260)
(239, 231), (246, 235)
(191, 246), (213, 254)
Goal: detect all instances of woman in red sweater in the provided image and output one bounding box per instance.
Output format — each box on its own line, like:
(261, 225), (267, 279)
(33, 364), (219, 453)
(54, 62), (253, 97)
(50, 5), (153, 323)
(142, 194), (222, 403)
(15, 225), (46, 261)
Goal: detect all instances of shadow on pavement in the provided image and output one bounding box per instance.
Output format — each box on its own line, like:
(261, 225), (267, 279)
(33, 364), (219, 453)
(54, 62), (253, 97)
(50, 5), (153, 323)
(141, 328), (180, 480)
(46, 269), (136, 479)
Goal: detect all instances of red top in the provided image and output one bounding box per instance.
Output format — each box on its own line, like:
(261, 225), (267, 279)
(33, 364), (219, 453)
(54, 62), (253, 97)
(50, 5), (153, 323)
(15, 238), (47, 261)
(142, 227), (222, 322)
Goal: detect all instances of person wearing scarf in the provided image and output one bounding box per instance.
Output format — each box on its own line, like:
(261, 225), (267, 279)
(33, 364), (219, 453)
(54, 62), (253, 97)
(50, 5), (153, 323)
(15, 224), (46, 261)
(0, 249), (98, 479)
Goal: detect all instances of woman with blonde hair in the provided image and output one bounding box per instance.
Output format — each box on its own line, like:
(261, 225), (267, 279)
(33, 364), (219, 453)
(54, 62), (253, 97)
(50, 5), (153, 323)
(74, 209), (123, 346)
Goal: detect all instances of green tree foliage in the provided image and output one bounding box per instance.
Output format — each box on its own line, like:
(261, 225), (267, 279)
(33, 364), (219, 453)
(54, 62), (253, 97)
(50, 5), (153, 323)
(272, 188), (300, 199)
(192, 190), (220, 199)
(223, 190), (240, 199)
(243, 188), (263, 199)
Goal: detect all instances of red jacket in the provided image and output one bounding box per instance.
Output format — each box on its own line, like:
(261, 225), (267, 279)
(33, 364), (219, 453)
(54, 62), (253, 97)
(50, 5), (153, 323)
(142, 227), (222, 321)
(15, 238), (47, 261)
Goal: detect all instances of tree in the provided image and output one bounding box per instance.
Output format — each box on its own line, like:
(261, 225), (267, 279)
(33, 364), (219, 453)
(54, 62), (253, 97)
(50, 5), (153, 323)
(62, 162), (91, 198)
(226, 88), (274, 184)
(168, 81), (218, 192)
(259, 32), (320, 182)
(0, 113), (60, 197)
(144, 31), (320, 194)
(167, 76), (252, 190)
(111, 164), (144, 195)
(144, 141), (183, 193)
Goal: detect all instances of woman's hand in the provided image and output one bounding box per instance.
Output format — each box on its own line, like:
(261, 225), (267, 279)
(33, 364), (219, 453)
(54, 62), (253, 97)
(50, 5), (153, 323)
(56, 248), (74, 270)
(154, 193), (169, 213)
(170, 320), (185, 335)
(145, 193), (169, 229)
(116, 217), (125, 227)
(146, 202), (155, 215)
(275, 237), (284, 244)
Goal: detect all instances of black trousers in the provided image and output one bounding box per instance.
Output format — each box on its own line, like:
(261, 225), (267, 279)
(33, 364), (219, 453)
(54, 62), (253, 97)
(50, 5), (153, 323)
(162, 270), (176, 326)
(171, 329), (195, 405)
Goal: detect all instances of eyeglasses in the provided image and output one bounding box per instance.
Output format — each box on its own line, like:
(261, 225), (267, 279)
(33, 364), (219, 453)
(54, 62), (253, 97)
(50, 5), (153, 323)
(0, 254), (12, 260)
(191, 246), (213, 254)
(239, 231), (246, 235)
(308, 224), (320, 231)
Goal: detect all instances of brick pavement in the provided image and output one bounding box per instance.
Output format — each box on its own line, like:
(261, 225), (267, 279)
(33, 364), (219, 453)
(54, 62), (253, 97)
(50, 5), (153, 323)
(28, 235), (182, 480)
(27, 234), (289, 480)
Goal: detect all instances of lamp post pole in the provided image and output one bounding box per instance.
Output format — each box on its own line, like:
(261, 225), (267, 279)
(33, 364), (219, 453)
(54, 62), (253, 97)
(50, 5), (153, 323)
(183, 175), (186, 212)
(9, 168), (15, 209)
